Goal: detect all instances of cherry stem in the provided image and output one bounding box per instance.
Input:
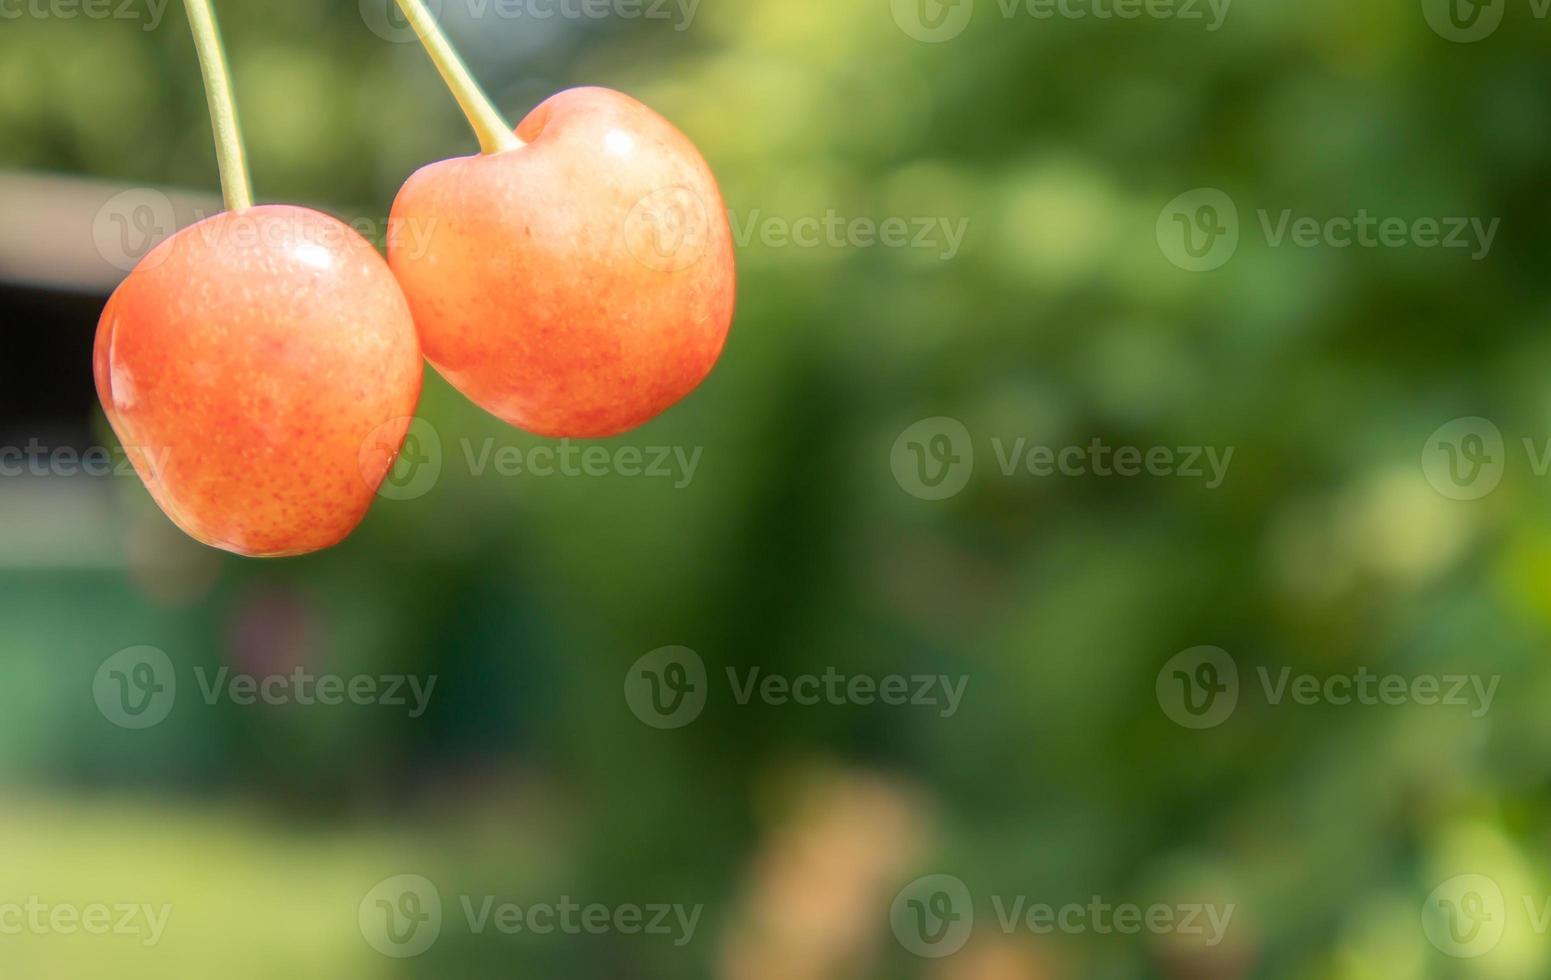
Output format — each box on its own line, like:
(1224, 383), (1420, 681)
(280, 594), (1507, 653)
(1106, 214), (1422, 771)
(182, 0), (253, 212)
(392, 0), (524, 154)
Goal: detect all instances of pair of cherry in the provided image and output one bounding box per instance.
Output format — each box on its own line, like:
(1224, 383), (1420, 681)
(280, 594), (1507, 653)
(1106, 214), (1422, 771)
(94, 0), (736, 557)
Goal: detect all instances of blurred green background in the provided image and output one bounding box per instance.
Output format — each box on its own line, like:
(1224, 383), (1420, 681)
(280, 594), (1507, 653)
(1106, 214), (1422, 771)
(2, 0), (1551, 976)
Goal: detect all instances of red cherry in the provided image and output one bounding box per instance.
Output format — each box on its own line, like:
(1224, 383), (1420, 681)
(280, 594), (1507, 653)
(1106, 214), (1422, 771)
(388, 86), (736, 439)
(94, 205), (423, 557)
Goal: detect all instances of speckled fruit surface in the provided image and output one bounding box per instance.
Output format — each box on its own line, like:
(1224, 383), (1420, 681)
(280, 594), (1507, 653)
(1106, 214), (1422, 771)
(94, 205), (423, 557)
(388, 86), (736, 439)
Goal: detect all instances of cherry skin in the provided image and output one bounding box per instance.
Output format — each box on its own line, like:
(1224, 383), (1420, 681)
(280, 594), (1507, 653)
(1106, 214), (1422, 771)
(388, 86), (736, 439)
(94, 205), (423, 557)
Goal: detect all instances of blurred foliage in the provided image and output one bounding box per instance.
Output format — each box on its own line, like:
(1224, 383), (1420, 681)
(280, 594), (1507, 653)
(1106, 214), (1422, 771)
(3, 0), (1551, 977)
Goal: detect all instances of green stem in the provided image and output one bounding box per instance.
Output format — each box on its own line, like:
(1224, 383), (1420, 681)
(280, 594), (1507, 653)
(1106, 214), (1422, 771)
(182, 0), (253, 212)
(392, 0), (523, 154)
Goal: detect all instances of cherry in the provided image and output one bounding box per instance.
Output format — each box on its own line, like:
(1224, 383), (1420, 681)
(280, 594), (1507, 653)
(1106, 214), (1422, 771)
(96, 207), (422, 557)
(386, 1), (735, 438)
(95, 0), (421, 557)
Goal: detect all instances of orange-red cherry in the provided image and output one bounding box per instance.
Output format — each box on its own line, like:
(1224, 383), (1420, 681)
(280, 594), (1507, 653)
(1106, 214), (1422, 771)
(388, 86), (735, 438)
(94, 205), (423, 557)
